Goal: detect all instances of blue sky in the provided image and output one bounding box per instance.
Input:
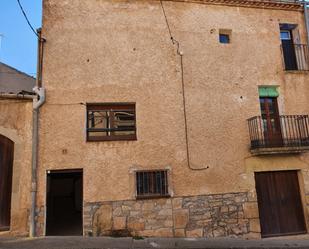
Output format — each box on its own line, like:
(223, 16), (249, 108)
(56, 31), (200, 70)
(0, 0), (42, 76)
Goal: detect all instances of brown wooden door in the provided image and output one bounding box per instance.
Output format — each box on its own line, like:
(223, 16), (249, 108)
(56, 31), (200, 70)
(255, 171), (306, 238)
(260, 97), (283, 147)
(0, 135), (14, 231)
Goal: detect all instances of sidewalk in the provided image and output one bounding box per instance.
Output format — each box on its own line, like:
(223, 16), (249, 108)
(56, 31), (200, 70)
(1, 236), (309, 249)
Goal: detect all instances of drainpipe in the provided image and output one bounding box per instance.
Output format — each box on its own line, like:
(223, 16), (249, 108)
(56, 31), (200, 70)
(29, 87), (45, 237)
(29, 28), (46, 238)
(304, 2), (309, 44)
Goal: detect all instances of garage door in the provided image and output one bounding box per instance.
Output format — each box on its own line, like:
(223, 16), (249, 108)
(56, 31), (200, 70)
(255, 171), (307, 237)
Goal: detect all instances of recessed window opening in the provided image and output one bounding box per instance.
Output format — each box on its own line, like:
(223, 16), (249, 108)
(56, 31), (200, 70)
(86, 103), (136, 141)
(136, 170), (169, 199)
(219, 29), (232, 44)
(279, 23), (308, 71)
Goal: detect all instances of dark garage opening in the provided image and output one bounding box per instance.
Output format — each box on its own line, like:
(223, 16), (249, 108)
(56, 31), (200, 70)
(46, 170), (83, 236)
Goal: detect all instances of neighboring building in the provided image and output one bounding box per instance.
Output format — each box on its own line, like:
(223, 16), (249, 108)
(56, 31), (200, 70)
(2, 0), (309, 239)
(0, 62), (35, 94)
(0, 63), (35, 235)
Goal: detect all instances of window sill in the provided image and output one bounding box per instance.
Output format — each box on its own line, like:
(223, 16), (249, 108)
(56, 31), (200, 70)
(87, 135), (137, 142)
(284, 70), (309, 74)
(136, 194), (171, 200)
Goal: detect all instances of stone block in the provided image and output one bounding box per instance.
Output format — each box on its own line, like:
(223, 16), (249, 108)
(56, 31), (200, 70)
(226, 218), (238, 224)
(143, 202), (154, 211)
(142, 210), (156, 219)
(113, 216), (126, 230)
(230, 226), (243, 235)
(154, 228), (174, 237)
(196, 219), (212, 227)
(235, 195), (247, 203)
(164, 219), (173, 228)
(243, 232), (261, 239)
(139, 228), (173, 237)
(122, 205), (131, 212)
(243, 202), (259, 219)
(93, 204), (112, 235)
(113, 207), (122, 216)
(248, 191), (257, 202)
(128, 221), (145, 231)
(213, 227), (226, 237)
(228, 205), (238, 212)
(133, 202), (142, 210)
(249, 218), (261, 233)
(221, 206), (229, 213)
(223, 194), (234, 199)
(186, 228), (203, 238)
(173, 209), (189, 229)
(130, 211), (140, 217)
(158, 208), (172, 216)
(172, 198), (183, 209)
(190, 213), (211, 220)
(174, 228), (185, 237)
(210, 201), (223, 207)
(156, 199), (170, 206)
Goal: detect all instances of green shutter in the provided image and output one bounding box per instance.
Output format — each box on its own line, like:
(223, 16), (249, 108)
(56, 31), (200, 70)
(258, 86), (279, 97)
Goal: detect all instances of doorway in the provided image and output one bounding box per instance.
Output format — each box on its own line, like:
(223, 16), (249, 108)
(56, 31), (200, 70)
(0, 135), (14, 231)
(260, 97), (282, 147)
(46, 170), (83, 236)
(255, 171), (306, 237)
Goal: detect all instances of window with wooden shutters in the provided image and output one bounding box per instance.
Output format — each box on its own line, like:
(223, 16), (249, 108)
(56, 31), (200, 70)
(136, 170), (169, 199)
(86, 103), (136, 141)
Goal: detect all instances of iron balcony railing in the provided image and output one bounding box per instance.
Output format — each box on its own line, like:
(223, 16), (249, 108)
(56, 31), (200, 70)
(248, 115), (309, 150)
(281, 44), (309, 71)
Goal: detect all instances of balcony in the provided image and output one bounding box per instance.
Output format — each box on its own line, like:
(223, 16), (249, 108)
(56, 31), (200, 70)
(248, 115), (309, 155)
(282, 44), (309, 71)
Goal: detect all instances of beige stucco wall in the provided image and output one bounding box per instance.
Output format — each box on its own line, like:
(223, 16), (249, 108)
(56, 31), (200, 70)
(40, 0), (309, 237)
(0, 100), (32, 236)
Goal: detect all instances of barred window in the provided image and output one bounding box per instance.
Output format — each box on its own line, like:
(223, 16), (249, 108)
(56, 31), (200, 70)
(136, 170), (169, 199)
(86, 103), (136, 141)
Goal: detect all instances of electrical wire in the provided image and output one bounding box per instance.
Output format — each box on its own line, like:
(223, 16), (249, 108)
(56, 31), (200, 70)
(16, 0), (45, 42)
(160, 0), (174, 42)
(160, 1), (209, 171)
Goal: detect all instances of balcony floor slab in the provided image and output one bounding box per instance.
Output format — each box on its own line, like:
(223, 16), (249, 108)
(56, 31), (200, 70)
(250, 146), (309, 155)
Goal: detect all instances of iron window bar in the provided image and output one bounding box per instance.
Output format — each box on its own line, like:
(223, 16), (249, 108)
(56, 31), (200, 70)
(86, 104), (137, 141)
(136, 170), (169, 199)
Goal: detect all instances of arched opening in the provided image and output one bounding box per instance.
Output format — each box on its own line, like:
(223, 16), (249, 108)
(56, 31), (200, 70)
(0, 134), (14, 231)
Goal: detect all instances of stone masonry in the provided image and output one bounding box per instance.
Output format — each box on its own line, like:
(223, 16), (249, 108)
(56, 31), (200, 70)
(83, 192), (260, 238)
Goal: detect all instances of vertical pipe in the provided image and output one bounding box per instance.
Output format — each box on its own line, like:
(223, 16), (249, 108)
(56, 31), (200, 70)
(304, 2), (309, 45)
(30, 29), (46, 238)
(30, 108), (39, 237)
(29, 30), (41, 238)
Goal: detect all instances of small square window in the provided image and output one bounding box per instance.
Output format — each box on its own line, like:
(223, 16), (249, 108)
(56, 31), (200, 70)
(219, 29), (232, 44)
(86, 103), (136, 141)
(280, 30), (291, 40)
(219, 34), (230, 44)
(136, 170), (169, 199)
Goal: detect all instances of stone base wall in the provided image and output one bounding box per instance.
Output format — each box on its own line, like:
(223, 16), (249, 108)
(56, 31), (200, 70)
(84, 192), (261, 238)
(35, 205), (45, 236)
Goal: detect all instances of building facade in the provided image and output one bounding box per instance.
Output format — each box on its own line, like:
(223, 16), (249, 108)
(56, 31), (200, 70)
(1, 0), (309, 239)
(0, 63), (35, 236)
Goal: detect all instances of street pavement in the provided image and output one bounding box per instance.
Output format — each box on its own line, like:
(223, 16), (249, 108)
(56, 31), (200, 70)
(1, 236), (309, 249)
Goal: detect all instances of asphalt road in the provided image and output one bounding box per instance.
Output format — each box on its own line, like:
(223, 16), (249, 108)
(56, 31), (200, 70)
(1, 237), (309, 249)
